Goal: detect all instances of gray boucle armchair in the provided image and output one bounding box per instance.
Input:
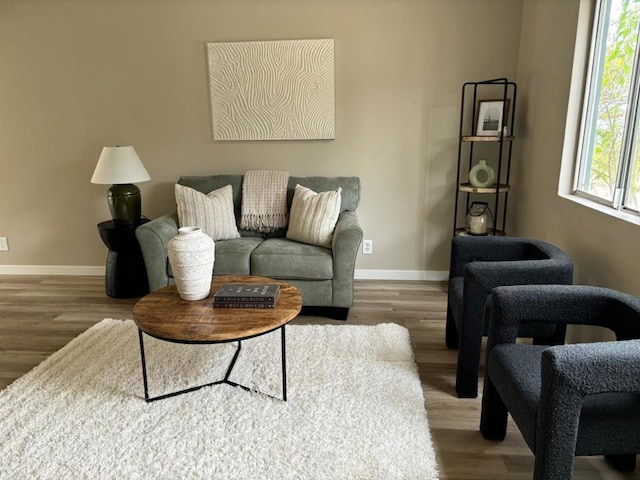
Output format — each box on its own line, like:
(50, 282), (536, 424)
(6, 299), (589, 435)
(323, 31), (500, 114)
(480, 285), (640, 479)
(446, 236), (574, 398)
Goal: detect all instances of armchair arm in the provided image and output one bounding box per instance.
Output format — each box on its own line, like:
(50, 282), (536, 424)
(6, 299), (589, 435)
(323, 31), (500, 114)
(449, 236), (573, 282)
(461, 260), (572, 344)
(331, 211), (363, 308)
(534, 339), (640, 477)
(449, 236), (532, 278)
(543, 339), (640, 396)
(465, 259), (573, 292)
(486, 285), (640, 351)
(135, 213), (179, 292)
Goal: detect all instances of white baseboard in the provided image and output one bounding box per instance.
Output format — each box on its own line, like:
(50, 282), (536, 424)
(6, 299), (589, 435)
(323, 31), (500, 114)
(0, 265), (448, 282)
(355, 269), (448, 281)
(0, 265), (105, 276)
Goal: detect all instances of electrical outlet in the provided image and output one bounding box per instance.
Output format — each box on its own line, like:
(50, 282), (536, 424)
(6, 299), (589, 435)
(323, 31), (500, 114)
(0, 237), (8, 251)
(363, 239), (373, 255)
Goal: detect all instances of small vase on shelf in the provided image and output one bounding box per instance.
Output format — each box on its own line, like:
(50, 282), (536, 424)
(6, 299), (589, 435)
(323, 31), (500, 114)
(167, 227), (215, 301)
(469, 160), (496, 188)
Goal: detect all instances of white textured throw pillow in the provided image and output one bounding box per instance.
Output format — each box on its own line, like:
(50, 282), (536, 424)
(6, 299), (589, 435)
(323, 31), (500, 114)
(175, 184), (240, 241)
(286, 184), (342, 248)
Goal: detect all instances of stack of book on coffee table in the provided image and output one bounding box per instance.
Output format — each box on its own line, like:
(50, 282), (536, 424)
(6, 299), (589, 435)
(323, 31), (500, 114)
(213, 283), (280, 308)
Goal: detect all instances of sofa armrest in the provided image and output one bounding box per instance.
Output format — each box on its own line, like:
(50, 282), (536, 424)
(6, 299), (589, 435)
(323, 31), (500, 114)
(135, 213), (179, 292)
(331, 211), (363, 308)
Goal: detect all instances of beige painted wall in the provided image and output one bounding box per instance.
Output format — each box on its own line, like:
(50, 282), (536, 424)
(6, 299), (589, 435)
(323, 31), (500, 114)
(0, 0), (523, 275)
(513, 0), (640, 299)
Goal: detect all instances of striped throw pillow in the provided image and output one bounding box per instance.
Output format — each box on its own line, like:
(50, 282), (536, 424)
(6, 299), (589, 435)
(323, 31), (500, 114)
(175, 184), (240, 241)
(286, 184), (342, 248)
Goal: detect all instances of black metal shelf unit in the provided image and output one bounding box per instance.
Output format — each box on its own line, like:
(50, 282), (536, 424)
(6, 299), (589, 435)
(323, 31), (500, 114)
(452, 78), (517, 236)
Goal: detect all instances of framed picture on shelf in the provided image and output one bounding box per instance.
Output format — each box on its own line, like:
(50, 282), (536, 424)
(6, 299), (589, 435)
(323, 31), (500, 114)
(475, 99), (510, 136)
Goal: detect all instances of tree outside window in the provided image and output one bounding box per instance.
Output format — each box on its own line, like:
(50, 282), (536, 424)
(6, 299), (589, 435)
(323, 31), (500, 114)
(577, 0), (640, 213)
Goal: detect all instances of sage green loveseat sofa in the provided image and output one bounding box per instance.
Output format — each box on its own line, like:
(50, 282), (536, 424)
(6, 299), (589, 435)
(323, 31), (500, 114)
(135, 174), (362, 319)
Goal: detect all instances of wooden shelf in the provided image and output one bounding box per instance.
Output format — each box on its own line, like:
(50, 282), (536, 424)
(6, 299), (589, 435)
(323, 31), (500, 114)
(461, 135), (514, 142)
(458, 183), (511, 193)
(455, 228), (506, 237)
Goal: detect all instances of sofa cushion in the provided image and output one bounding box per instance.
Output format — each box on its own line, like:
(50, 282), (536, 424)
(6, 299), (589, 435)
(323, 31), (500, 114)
(288, 176), (360, 212)
(166, 236), (263, 278)
(175, 184), (240, 241)
(178, 175), (244, 207)
(286, 185), (341, 248)
(251, 238), (333, 280)
(179, 174), (361, 227)
(212, 237), (264, 275)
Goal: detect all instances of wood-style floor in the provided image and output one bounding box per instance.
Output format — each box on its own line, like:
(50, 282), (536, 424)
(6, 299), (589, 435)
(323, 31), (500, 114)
(1, 276), (638, 480)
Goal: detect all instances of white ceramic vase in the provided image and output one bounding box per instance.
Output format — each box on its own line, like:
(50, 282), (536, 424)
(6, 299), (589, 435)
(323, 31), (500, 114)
(167, 227), (215, 301)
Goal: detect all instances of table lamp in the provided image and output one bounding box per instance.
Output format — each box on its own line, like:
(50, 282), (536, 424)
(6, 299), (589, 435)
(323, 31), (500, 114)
(91, 145), (151, 226)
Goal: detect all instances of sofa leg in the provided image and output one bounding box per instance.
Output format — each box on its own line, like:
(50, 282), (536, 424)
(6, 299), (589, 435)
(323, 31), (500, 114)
(300, 306), (349, 321)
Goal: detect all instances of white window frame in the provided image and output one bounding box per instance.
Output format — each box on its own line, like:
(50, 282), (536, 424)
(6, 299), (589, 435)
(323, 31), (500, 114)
(560, 0), (640, 226)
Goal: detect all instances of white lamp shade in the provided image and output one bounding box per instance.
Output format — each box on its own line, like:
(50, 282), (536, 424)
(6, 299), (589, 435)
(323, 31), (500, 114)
(91, 146), (151, 185)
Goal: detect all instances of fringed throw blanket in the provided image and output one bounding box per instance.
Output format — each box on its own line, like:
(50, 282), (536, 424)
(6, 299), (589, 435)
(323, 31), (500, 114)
(240, 170), (290, 233)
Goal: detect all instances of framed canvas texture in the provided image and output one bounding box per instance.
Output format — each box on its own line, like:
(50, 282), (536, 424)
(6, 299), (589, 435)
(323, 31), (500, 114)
(207, 39), (335, 141)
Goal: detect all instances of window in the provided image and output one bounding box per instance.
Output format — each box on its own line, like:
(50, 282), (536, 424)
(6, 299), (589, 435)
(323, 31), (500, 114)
(575, 0), (640, 214)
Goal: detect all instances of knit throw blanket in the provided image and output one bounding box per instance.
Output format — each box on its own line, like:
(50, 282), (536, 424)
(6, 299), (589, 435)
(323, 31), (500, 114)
(240, 170), (290, 233)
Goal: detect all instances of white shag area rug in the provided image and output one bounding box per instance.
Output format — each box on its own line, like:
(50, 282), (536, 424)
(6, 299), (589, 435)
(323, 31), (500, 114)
(0, 319), (438, 480)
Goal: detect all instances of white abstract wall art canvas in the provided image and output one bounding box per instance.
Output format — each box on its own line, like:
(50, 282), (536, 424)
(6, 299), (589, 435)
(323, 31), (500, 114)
(207, 39), (335, 141)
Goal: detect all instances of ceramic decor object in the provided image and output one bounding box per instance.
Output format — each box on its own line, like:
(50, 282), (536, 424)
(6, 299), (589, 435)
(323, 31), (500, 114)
(468, 160), (496, 188)
(168, 227), (215, 300)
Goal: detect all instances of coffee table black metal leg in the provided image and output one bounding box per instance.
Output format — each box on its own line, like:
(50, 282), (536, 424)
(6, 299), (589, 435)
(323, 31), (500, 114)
(281, 325), (287, 401)
(137, 329), (237, 403)
(138, 328), (150, 401)
(137, 326), (288, 402)
(222, 341), (242, 382)
(225, 326), (287, 401)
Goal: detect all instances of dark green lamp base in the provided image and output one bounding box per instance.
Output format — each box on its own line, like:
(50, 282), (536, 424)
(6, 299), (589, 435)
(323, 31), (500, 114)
(108, 183), (142, 226)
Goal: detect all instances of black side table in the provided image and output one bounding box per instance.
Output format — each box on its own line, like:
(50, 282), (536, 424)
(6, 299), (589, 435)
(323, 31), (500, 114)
(97, 219), (150, 298)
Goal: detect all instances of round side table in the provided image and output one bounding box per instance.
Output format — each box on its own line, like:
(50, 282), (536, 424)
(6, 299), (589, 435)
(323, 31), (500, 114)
(97, 219), (150, 298)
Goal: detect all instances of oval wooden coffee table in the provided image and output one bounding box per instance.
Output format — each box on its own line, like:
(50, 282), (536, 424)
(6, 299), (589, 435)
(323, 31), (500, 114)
(133, 275), (302, 402)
